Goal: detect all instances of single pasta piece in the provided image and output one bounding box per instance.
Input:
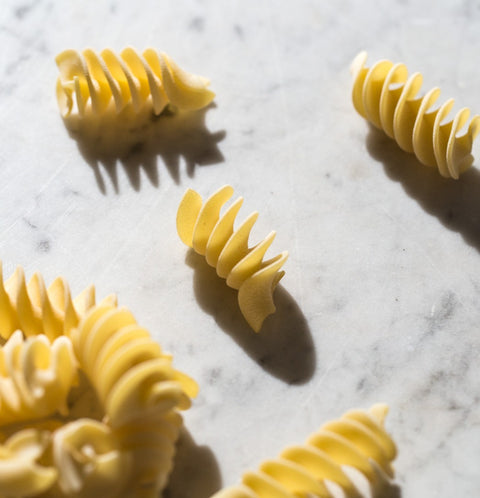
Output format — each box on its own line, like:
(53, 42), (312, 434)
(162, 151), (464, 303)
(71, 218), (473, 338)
(70, 305), (198, 428)
(0, 261), (116, 341)
(211, 404), (397, 498)
(176, 185), (288, 332)
(351, 51), (480, 179)
(0, 429), (57, 497)
(55, 47), (215, 117)
(0, 330), (77, 426)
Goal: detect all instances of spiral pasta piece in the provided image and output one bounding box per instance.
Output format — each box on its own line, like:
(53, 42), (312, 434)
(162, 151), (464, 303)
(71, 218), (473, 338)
(70, 305), (198, 428)
(55, 48), (215, 117)
(52, 419), (131, 498)
(0, 429), (57, 497)
(211, 404), (397, 498)
(177, 185), (288, 332)
(0, 261), (116, 341)
(351, 51), (480, 179)
(0, 330), (77, 426)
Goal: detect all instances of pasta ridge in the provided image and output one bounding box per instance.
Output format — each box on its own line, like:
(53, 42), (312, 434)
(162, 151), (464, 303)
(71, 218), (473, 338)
(211, 404), (397, 498)
(0, 261), (116, 341)
(55, 48), (215, 117)
(351, 51), (480, 179)
(176, 185), (288, 332)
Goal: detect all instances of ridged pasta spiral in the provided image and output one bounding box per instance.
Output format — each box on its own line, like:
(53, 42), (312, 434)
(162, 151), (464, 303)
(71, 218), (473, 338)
(351, 51), (480, 179)
(0, 429), (57, 497)
(0, 330), (77, 426)
(211, 404), (397, 498)
(176, 185), (288, 332)
(0, 261), (116, 341)
(66, 305), (198, 496)
(70, 304), (198, 427)
(55, 48), (215, 117)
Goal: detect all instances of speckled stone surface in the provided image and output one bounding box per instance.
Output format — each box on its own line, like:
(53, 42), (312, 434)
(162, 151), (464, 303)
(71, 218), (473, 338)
(1, 0), (480, 496)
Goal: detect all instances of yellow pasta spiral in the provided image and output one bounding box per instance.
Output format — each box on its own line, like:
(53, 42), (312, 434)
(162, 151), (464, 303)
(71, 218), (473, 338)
(55, 47), (215, 117)
(0, 261), (116, 341)
(0, 429), (57, 497)
(0, 330), (77, 426)
(212, 404), (397, 498)
(70, 305), (198, 428)
(176, 185), (288, 332)
(351, 51), (480, 179)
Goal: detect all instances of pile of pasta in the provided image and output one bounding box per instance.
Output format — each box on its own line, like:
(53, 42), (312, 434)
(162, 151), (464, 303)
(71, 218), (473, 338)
(0, 263), (197, 498)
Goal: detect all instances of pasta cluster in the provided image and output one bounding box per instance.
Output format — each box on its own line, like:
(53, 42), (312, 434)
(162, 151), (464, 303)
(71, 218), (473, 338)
(0, 261), (115, 341)
(176, 185), (288, 332)
(55, 48), (215, 117)
(0, 264), (197, 497)
(211, 404), (397, 498)
(351, 51), (480, 179)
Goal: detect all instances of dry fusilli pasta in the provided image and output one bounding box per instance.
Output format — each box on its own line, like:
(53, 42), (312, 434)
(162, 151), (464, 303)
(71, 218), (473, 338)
(176, 185), (288, 332)
(351, 51), (480, 179)
(211, 404), (397, 498)
(55, 48), (215, 117)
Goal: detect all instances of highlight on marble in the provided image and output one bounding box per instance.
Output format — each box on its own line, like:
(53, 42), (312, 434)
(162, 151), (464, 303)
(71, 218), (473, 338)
(351, 51), (480, 179)
(55, 47), (215, 118)
(177, 185), (288, 332)
(0, 263), (198, 497)
(210, 403), (397, 498)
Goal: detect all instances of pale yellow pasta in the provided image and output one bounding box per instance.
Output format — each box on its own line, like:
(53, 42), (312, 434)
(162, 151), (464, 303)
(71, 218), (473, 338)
(55, 48), (215, 117)
(0, 330), (77, 426)
(0, 261), (116, 341)
(351, 51), (480, 179)
(211, 404), (397, 498)
(0, 429), (57, 497)
(70, 304), (198, 427)
(52, 419), (131, 498)
(176, 185), (288, 332)
(115, 411), (184, 497)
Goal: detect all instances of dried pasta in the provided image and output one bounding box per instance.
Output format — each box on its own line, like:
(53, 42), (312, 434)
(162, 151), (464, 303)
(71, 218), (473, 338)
(0, 261), (116, 341)
(351, 51), (480, 179)
(70, 304), (198, 428)
(0, 330), (77, 426)
(211, 404), (397, 498)
(176, 185), (288, 332)
(0, 429), (57, 497)
(55, 48), (215, 117)
(0, 263), (197, 497)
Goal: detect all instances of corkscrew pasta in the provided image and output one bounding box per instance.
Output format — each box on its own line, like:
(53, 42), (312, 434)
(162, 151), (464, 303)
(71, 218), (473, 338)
(0, 261), (116, 341)
(55, 48), (215, 117)
(0, 330), (77, 426)
(0, 429), (57, 497)
(351, 51), (480, 179)
(70, 304), (198, 428)
(211, 404), (397, 498)
(176, 185), (288, 332)
(0, 263), (197, 497)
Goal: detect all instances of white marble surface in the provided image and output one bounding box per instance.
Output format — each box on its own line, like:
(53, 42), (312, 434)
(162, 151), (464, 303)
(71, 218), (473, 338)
(1, 0), (480, 496)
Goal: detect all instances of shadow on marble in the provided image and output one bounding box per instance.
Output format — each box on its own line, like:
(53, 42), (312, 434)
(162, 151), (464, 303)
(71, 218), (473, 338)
(366, 126), (480, 253)
(185, 251), (316, 385)
(163, 427), (222, 498)
(62, 104), (225, 193)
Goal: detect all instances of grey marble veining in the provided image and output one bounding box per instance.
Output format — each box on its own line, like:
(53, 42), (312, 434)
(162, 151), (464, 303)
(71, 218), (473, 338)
(1, 0), (480, 496)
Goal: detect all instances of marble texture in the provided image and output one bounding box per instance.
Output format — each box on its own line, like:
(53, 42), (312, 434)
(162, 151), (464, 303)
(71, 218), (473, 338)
(1, 0), (480, 496)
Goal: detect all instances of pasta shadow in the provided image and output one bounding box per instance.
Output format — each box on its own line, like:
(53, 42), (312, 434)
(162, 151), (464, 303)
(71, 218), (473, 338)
(62, 103), (225, 193)
(185, 251), (316, 385)
(163, 427), (222, 498)
(366, 126), (480, 253)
